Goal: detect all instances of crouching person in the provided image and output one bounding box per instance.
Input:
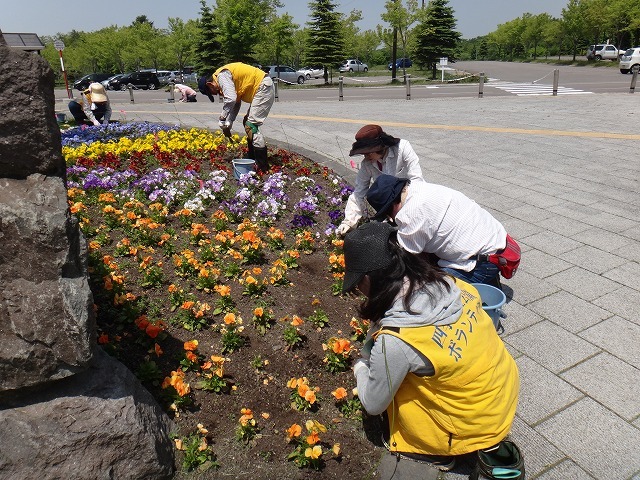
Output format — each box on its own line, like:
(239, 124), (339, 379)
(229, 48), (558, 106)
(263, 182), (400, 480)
(68, 82), (111, 126)
(343, 222), (521, 474)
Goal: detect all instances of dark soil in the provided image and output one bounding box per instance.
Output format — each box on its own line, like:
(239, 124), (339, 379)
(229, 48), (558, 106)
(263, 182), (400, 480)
(79, 146), (387, 479)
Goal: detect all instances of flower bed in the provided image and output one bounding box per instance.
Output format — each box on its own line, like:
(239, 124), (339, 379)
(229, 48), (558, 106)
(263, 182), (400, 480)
(62, 123), (384, 479)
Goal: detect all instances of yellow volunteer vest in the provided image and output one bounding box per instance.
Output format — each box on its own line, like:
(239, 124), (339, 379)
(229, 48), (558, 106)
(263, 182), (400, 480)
(375, 280), (519, 456)
(213, 63), (265, 104)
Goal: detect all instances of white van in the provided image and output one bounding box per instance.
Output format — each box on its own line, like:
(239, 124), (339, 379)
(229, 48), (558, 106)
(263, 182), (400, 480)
(619, 47), (640, 74)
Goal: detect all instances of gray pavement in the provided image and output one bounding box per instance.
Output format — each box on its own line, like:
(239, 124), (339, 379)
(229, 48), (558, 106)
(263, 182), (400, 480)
(55, 88), (640, 479)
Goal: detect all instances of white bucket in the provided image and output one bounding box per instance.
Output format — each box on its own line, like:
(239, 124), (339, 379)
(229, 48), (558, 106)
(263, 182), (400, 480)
(232, 158), (255, 180)
(471, 283), (506, 331)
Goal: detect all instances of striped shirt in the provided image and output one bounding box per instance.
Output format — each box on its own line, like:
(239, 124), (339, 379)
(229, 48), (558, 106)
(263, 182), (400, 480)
(395, 179), (506, 271)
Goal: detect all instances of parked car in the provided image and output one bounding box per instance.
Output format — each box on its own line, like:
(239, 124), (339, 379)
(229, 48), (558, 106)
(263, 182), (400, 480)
(102, 74), (123, 90)
(586, 44), (622, 61)
(262, 65), (306, 84)
(388, 58), (413, 70)
(155, 71), (174, 85)
(109, 71), (161, 90)
(301, 66), (323, 79)
(339, 59), (368, 73)
(73, 73), (112, 91)
(619, 47), (640, 73)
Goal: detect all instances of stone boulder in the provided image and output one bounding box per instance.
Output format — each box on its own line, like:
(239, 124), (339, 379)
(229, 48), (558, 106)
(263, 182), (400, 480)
(0, 347), (175, 479)
(0, 42), (65, 179)
(0, 174), (95, 392)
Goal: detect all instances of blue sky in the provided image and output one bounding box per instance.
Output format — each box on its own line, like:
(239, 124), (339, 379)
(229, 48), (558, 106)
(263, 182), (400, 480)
(1, 0), (563, 40)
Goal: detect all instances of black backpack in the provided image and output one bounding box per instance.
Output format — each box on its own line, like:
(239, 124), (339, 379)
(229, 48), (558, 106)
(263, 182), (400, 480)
(469, 440), (525, 480)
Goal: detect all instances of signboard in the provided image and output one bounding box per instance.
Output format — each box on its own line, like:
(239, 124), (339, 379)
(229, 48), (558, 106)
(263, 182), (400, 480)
(53, 39), (65, 51)
(439, 57), (448, 66)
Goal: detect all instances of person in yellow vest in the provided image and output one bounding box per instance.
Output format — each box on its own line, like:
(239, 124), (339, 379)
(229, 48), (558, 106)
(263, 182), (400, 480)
(198, 63), (274, 171)
(68, 82), (111, 126)
(342, 221), (520, 473)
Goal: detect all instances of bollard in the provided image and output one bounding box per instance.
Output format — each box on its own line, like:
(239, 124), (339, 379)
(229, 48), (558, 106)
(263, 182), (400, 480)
(630, 66), (639, 93)
(553, 69), (559, 96)
(274, 78), (279, 102)
(478, 72), (484, 98)
(128, 84), (134, 103)
(339, 76), (344, 101)
(406, 74), (411, 100)
(168, 81), (175, 103)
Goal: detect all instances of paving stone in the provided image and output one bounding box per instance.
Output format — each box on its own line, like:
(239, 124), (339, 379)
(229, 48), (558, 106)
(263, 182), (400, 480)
(514, 356), (583, 425)
(579, 316), (640, 368)
(545, 266), (620, 301)
(546, 202), (601, 222)
(592, 286), (640, 326)
(612, 241), (640, 263)
(518, 249), (573, 279)
(534, 214), (591, 237)
(535, 459), (595, 480)
(520, 231), (583, 257)
(602, 261), (640, 290)
(536, 398), (640, 479)
(509, 416), (566, 478)
(499, 217), (544, 240)
(504, 204), (555, 224)
(586, 211), (638, 233)
(571, 227), (633, 253)
(622, 224), (640, 242)
(499, 300), (544, 334)
(503, 271), (560, 306)
(559, 245), (627, 275)
(556, 189), (603, 207)
(505, 321), (601, 373)
(561, 352), (640, 421)
(527, 290), (612, 332)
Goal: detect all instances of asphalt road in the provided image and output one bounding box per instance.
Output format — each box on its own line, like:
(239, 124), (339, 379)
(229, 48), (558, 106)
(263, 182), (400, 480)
(60, 61), (636, 105)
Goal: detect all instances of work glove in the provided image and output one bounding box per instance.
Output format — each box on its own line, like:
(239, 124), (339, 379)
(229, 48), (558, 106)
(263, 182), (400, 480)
(219, 116), (231, 129)
(221, 125), (232, 139)
(336, 222), (352, 237)
(352, 358), (369, 378)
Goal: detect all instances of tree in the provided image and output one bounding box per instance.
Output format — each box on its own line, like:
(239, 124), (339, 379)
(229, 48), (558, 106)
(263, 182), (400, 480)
(259, 13), (298, 66)
(562, 0), (589, 60)
(214, 0), (281, 64)
(412, 0), (460, 79)
(522, 13), (553, 59)
(382, 0), (419, 80)
(167, 18), (199, 75)
(306, 0), (345, 83)
(193, 0), (225, 75)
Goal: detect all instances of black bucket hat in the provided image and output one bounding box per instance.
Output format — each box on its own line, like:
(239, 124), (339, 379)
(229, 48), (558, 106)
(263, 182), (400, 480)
(198, 74), (216, 102)
(366, 174), (410, 221)
(342, 222), (397, 294)
(349, 124), (400, 156)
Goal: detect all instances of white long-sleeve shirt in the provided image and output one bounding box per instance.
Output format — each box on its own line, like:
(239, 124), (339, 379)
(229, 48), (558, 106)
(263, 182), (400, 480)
(342, 139), (422, 227)
(396, 179), (506, 271)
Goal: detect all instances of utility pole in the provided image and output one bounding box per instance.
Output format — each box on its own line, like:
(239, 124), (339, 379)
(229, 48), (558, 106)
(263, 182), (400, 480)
(391, 0), (399, 83)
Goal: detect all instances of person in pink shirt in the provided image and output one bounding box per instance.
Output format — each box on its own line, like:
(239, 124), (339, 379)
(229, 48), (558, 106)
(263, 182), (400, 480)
(174, 83), (197, 102)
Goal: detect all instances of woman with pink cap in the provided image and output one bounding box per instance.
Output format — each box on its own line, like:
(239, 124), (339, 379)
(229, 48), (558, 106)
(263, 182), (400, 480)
(336, 125), (423, 236)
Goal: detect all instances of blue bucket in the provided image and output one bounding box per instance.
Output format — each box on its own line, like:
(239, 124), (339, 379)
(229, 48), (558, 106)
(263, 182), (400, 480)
(471, 283), (506, 331)
(232, 158), (255, 180)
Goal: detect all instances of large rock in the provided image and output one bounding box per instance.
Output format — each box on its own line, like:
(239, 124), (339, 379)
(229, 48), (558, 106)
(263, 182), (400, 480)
(0, 42), (65, 179)
(0, 347), (175, 479)
(0, 174), (95, 391)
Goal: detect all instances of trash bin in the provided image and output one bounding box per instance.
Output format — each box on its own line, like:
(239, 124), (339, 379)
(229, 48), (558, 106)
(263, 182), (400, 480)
(471, 283), (506, 331)
(55, 113), (66, 123)
(232, 159), (255, 180)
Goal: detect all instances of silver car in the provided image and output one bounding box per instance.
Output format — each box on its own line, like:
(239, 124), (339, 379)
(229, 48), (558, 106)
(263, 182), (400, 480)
(339, 59), (368, 73)
(262, 65), (306, 84)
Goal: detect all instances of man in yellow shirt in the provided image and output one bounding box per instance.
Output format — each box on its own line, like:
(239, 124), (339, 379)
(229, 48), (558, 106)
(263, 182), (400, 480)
(198, 63), (274, 171)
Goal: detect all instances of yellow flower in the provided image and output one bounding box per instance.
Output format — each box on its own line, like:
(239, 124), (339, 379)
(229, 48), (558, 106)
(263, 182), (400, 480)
(304, 445), (322, 459)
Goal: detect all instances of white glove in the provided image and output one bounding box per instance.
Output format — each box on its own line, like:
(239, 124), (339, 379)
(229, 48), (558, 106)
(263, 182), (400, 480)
(336, 222), (352, 237)
(218, 119), (226, 128)
(353, 358), (369, 377)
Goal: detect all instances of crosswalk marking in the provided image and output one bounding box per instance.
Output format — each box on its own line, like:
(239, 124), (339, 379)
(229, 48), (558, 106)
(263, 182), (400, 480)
(488, 81), (593, 96)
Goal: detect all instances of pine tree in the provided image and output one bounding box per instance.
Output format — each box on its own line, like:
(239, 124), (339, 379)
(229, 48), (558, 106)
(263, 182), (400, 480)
(193, 0), (225, 76)
(413, 0), (461, 79)
(306, 0), (345, 83)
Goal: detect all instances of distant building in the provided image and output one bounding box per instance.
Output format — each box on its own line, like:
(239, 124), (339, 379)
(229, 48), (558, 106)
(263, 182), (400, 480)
(1, 32), (45, 54)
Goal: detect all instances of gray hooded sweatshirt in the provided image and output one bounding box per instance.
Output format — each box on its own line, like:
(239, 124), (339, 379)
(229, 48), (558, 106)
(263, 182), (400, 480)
(354, 277), (462, 416)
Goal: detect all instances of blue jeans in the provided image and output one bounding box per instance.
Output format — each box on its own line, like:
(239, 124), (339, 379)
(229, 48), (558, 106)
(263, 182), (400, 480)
(443, 260), (501, 289)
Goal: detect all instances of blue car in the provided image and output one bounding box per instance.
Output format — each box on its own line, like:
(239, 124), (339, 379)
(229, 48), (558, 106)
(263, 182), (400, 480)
(388, 58), (413, 70)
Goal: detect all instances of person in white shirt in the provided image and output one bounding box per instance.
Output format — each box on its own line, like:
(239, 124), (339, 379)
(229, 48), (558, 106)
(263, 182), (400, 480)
(336, 125), (423, 236)
(174, 83), (197, 102)
(366, 174), (507, 287)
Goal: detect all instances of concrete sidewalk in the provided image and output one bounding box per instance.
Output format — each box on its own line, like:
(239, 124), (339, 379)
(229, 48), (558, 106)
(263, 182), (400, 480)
(55, 89), (640, 479)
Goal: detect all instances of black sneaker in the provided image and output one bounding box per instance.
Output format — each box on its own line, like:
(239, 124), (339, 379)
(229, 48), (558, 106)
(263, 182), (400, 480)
(381, 432), (456, 471)
(470, 441), (525, 480)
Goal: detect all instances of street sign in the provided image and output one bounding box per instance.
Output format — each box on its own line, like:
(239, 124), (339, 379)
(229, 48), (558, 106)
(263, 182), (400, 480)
(439, 57), (448, 66)
(53, 39), (65, 51)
